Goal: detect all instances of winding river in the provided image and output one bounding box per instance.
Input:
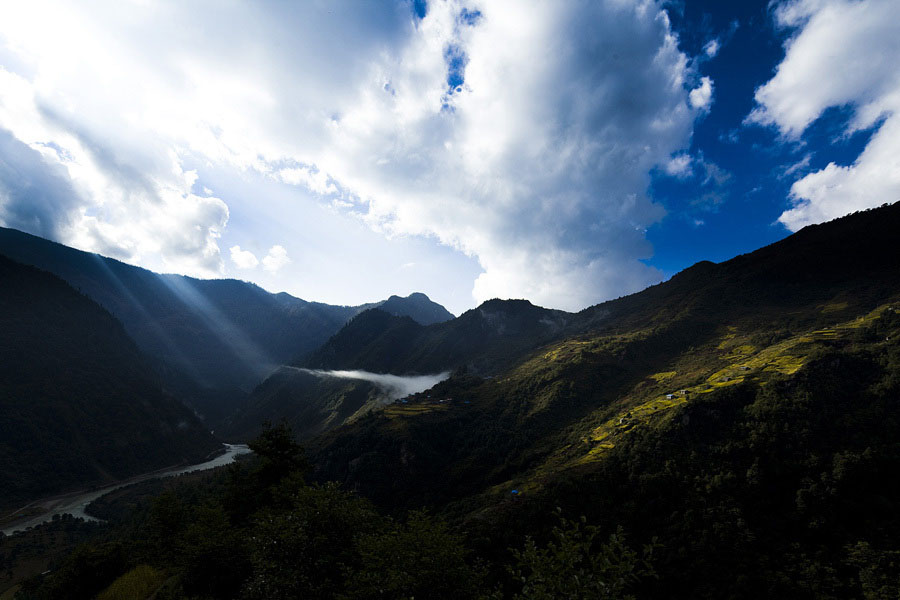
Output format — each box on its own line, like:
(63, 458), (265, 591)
(1, 444), (252, 537)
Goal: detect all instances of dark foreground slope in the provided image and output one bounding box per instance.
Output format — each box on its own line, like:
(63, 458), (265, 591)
(0, 255), (219, 509)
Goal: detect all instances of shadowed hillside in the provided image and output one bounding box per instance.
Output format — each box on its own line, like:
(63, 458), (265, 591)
(0, 255), (220, 509)
(224, 300), (569, 440)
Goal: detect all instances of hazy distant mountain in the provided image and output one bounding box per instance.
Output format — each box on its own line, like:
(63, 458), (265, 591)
(304, 298), (568, 375)
(0, 228), (453, 426)
(0, 255), (220, 508)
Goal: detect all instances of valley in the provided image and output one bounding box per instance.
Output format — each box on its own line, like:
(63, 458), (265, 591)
(1, 444), (251, 537)
(2, 202), (900, 599)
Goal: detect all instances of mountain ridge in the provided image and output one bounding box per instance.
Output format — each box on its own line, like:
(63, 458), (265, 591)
(305, 202), (900, 505)
(0, 226), (453, 426)
(228, 204), (900, 442)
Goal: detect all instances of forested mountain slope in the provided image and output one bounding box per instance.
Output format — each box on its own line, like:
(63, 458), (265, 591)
(311, 204), (900, 499)
(301, 204), (900, 596)
(234, 203), (900, 446)
(223, 300), (570, 440)
(0, 255), (220, 509)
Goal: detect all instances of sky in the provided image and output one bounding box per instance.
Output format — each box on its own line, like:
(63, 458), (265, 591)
(0, 0), (897, 316)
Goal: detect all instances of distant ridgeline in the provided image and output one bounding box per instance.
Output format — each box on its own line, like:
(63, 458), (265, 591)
(0, 227), (453, 427)
(0, 255), (220, 508)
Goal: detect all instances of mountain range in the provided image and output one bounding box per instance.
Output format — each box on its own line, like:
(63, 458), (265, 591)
(0, 227), (452, 426)
(303, 202), (900, 506)
(3, 203), (900, 598)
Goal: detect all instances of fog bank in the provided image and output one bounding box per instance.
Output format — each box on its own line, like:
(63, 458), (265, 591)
(288, 367), (449, 400)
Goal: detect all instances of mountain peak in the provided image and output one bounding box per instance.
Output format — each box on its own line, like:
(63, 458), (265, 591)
(375, 292), (454, 326)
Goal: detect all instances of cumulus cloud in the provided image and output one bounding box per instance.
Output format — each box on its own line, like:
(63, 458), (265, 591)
(0, 62), (229, 276)
(262, 245), (290, 273)
(229, 245), (259, 269)
(0, 128), (80, 239)
(0, 0), (707, 310)
(318, 1), (704, 309)
(689, 76), (714, 110)
(278, 165), (338, 195)
(665, 154), (693, 178)
(748, 0), (900, 230)
(703, 38), (720, 57)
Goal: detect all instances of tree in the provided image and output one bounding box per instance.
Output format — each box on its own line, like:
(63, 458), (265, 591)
(344, 510), (485, 599)
(508, 512), (657, 600)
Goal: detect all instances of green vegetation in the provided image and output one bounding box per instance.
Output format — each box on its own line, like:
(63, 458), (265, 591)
(95, 565), (167, 600)
(9, 424), (654, 599)
(507, 513), (658, 600)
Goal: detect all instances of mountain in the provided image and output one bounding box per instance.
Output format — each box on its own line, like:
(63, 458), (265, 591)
(294, 203), (900, 596)
(305, 298), (568, 374)
(11, 203), (900, 600)
(0, 255), (220, 510)
(235, 205), (899, 443)
(225, 368), (383, 441)
(373, 292), (454, 326)
(238, 196), (900, 441)
(0, 227), (453, 426)
(222, 299), (569, 440)
(309, 203), (900, 499)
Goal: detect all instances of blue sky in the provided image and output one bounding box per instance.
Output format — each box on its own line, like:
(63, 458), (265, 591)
(647, 0), (885, 275)
(0, 0), (897, 314)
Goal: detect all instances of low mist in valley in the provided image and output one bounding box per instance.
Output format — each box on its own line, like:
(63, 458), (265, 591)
(285, 366), (450, 400)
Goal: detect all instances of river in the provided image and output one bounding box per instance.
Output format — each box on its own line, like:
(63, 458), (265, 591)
(1, 444), (252, 537)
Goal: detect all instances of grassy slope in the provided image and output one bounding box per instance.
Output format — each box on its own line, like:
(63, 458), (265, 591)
(309, 203), (900, 511)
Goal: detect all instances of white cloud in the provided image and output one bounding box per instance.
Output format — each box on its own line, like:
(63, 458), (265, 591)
(689, 76), (714, 110)
(665, 153), (693, 177)
(0, 0), (706, 310)
(229, 245), (259, 269)
(278, 166), (338, 195)
(262, 245), (290, 273)
(747, 0), (900, 230)
(703, 38), (720, 57)
(780, 153), (811, 179)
